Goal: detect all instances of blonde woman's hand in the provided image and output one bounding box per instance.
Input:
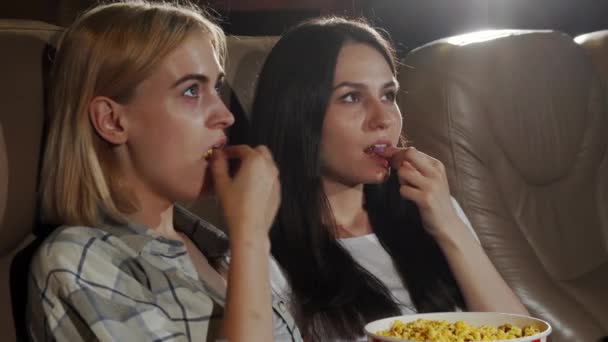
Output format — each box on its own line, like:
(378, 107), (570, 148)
(379, 146), (460, 239)
(210, 145), (280, 240)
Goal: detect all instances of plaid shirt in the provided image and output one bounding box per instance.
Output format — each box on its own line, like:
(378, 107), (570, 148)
(27, 205), (302, 342)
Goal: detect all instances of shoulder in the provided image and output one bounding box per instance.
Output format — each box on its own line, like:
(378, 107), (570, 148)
(37, 224), (135, 260)
(30, 225), (138, 290)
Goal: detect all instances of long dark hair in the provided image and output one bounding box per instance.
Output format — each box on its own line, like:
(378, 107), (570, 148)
(250, 17), (465, 340)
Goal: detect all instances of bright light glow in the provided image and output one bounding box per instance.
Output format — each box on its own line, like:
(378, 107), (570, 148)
(445, 30), (533, 46)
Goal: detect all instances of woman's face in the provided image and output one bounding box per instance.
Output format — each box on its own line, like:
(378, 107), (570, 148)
(121, 32), (233, 203)
(320, 42), (402, 186)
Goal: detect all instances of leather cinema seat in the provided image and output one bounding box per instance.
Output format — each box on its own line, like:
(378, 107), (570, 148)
(397, 30), (608, 342)
(575, 30), (608, 87)
(0, 19), (62, 342)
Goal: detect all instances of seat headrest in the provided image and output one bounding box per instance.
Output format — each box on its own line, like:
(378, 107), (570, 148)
(224, 35), (278, 116)
(575, 30), (608, 83)
(0, 20), (62, 256)
(401, 30), (598, 185)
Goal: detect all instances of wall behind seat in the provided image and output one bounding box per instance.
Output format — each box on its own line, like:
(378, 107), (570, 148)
(2, 0), (608, 56)
(370, 0), (608, 56)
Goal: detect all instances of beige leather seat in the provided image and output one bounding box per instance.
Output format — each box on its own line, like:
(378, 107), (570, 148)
(575, 30), (608, 86)
(398, 30), (608, 342)
(0, 19), (62, 342)
(0, 19), (276, 341)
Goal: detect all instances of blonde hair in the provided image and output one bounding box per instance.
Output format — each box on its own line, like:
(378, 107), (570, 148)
(41, 0), (226, 226)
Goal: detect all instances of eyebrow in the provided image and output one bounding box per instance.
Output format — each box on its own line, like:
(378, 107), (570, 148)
(171, 72), (225, 88)
(332, 80), (400, 91)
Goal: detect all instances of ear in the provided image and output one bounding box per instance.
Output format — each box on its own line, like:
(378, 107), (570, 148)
(89, 96), (128, 145)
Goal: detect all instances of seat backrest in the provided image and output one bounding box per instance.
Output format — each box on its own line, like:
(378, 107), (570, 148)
(0, 19), (62, 342)
(398, 30), (608, 342)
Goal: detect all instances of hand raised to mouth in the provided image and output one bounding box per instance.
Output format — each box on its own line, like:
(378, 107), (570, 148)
(204, 139), (228, 160)
(375, 146), (460, 239)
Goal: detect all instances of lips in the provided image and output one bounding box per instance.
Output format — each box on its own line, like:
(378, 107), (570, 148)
(363, 144), (389, 168)
(204, 138), (227, 160)
(364, 143), (389, 155)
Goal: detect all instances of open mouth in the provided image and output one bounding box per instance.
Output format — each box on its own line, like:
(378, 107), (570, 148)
(204, 141), (227, 160)
(364, 143), (391, 169)
(364, 143), (388, 155)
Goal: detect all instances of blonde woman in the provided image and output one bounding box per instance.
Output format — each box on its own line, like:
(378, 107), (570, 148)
(27, 1), (301, 341)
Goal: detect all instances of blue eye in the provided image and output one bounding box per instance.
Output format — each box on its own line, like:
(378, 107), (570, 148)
(183, 84), (199, 98)
(214, 81), (224, 95)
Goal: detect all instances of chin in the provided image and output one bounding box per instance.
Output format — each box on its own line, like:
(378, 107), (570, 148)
(363, 177), (388, 185)
(176, 179), (205, 202)
(173, 190), (200, 204)
(362, 169), (391, 185)
(332, 166), (390, 186)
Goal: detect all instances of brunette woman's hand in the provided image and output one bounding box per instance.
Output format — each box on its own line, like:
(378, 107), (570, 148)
(209, 145), (280, 239)
(378, 146), (460, 239)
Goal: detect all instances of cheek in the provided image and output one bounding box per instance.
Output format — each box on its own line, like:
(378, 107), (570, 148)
(130, 105), (207, 172)
(147, 122), (209, 201)
(393, 109), (404, 140)
(320, 120), (363, 174)
(152, 102), (207, 156)
(322, 110), (362, 147)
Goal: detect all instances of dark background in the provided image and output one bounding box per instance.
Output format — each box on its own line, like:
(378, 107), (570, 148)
(2, 0), (607, 56)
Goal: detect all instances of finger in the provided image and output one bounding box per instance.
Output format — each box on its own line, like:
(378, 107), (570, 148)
(399, 183), (423, 204)
(397, 161), (428, 189)
(255, 145), (275, 162)
(377, 146), (410, 170)
(221, 145), (255, 160)
(375, 146), (402, 159)
(400, 148), (442, 177)
(209, 149), (231, 198)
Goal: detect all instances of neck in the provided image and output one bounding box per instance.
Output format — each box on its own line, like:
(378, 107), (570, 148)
(128, 196), (177, 240)
(322, 176), (372, 238)
(115, 146), (179, 240)
(119, 175), (177, 241)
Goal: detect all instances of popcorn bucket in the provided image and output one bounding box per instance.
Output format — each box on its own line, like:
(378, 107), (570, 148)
(365, 312), (551, 342)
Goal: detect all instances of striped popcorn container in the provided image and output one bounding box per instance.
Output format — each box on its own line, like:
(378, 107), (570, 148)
(365, 312), (552, 342)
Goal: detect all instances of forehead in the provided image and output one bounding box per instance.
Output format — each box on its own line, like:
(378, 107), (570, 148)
(155, 32), (223, 81)
(333, 42), (393, 83)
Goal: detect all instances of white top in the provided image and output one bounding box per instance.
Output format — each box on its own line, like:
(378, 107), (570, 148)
(269, 197), (479, 339)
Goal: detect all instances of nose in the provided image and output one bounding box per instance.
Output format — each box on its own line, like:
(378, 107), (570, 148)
(367, 98), (394, 131)
(207, 94), (235, 129)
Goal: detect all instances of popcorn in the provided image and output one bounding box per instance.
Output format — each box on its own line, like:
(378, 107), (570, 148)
(204, 148), (213, 159)
(377, 319), (541, 341)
